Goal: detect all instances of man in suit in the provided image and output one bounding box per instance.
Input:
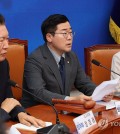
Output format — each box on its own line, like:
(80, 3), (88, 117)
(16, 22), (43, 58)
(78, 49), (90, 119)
(0, 14), (45, 127)
(22, 14), (113, 108)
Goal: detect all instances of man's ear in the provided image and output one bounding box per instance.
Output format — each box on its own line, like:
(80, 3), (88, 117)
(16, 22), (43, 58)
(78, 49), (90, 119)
(46, 33), (53, 42)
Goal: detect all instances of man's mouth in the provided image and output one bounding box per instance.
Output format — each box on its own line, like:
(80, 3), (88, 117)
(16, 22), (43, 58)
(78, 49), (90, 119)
(1, 52), (7, 56)
(66, 43), (72, 47)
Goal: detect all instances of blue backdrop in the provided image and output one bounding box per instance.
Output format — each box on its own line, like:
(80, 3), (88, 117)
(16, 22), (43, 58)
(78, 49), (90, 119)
(0, 0), (115, 67)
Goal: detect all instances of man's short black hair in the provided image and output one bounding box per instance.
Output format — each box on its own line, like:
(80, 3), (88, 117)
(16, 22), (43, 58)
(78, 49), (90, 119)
(0, 14), (5, 25)
(41, 14), (69, 42)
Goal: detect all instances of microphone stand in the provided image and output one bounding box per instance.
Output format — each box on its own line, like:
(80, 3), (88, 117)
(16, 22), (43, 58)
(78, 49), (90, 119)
(92, 59), (120, 97)
(92, 59), (120, 76)
(9, 80), (70, 134)
(100, 64), (120, 76)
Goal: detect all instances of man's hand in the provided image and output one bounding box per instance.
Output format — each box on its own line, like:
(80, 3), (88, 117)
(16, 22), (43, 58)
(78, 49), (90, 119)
(18, 112), (46, 128)
(102, 93), (114, 102)
(68, 94), (92, 101)
(1, 98), (21, 113)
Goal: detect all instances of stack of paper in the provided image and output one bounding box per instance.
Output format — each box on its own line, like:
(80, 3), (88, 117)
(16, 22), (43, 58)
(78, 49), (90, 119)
(9, 122), (52, 134)
(92, 79), (119, 101)
(96, 99), (119, 110)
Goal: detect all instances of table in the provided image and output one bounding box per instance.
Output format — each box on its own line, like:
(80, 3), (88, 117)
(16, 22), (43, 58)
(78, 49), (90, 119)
(6, 102), (120, 134)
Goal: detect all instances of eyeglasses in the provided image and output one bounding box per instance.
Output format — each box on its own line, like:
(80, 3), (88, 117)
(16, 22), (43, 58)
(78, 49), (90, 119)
(0, 37), (9, 44)
(50, 31), (75, 39)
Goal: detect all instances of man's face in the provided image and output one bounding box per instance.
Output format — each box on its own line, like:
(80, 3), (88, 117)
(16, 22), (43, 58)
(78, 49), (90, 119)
(46, 21), (74, 56)
(0, 25), (9, 62)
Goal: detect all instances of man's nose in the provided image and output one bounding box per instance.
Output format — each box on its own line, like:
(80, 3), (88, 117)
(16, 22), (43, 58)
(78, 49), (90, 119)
(3, 40), (9, 49)
(67, 33), (72, 40)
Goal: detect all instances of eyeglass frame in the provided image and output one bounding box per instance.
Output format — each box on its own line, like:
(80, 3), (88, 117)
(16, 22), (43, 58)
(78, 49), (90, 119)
(49, 31), (75, 39)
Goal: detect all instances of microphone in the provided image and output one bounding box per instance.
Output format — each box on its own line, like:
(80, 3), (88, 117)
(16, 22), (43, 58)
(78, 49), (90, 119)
(91, 59), (120, 76)
(8, 80), (70, 134)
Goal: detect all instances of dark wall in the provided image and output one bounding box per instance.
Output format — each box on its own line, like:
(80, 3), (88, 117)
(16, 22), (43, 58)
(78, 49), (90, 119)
(1, 0), (115, 67)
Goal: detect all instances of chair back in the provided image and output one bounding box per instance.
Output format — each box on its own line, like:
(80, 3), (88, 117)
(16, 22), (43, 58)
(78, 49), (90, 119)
(84, 44), (120, 85)
(6, 39), (28, 100)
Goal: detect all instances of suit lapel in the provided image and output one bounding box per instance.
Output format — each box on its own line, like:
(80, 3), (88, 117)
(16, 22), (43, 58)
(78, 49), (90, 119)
(42, 45), (64, 94)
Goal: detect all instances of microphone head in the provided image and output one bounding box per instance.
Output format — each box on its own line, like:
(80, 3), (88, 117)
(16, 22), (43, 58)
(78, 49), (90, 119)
(8, 80), (18, 87)
(91, 59), (101, 66)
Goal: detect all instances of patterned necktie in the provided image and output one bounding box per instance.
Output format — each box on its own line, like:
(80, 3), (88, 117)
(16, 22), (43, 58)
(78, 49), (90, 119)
(59, 57), (65, 93)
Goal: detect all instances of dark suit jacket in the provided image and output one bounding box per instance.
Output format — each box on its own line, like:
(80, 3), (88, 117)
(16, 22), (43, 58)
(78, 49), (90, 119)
(21, 44), (96, 108)
(0, 59), (25, 122)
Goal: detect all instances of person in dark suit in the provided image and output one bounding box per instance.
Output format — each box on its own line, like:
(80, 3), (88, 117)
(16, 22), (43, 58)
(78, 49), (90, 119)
(0, 14), (45, 127)
(22, 14), (113, 108)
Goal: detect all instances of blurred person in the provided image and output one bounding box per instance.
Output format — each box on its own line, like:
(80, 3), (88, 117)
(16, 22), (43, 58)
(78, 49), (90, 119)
(111, 52), (120, 96)
(0, 14), (45, 128)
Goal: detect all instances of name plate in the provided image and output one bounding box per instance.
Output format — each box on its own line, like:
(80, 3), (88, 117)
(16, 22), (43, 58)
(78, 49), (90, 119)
(73, 111), (97, 134)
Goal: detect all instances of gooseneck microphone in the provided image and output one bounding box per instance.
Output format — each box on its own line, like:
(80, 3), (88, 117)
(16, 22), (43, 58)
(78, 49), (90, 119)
(91, 59), (120, 76)
(8, 80), (70, 134)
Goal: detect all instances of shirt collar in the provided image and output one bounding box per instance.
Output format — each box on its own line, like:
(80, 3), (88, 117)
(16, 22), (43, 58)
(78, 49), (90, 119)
(47, 45), (65, 65)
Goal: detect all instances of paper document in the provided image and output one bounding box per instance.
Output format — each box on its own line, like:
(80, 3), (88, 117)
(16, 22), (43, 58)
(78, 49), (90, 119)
(92, 79), (119, 101)
(9, 126), (21, 134)
(96, 99), (119, 110)
(11, 122), (52, 131)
